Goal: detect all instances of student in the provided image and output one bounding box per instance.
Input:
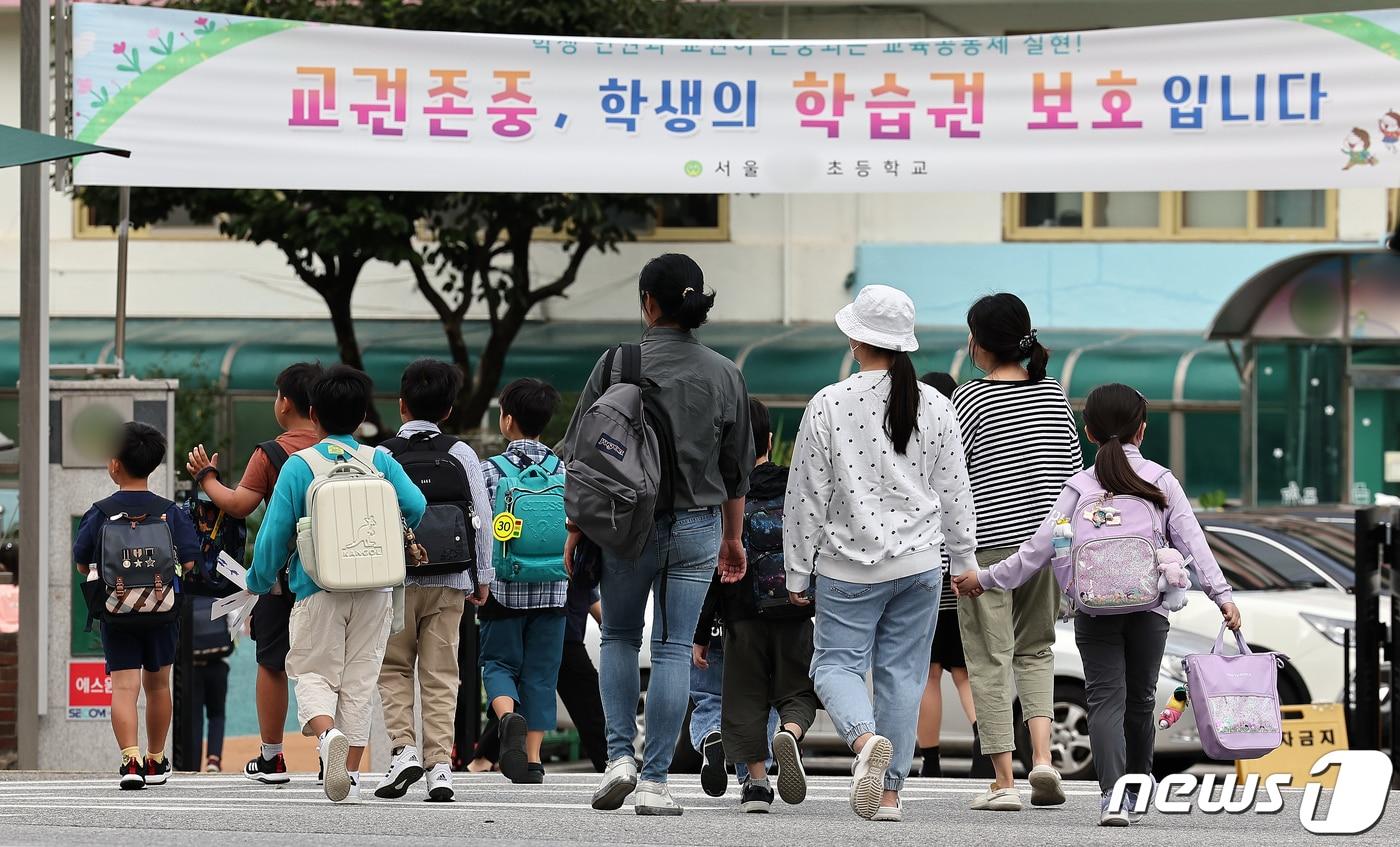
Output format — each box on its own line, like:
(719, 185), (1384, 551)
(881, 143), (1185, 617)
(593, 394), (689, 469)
(375, 359), (494, 802)
(785, 285), (977, 823)
(478, 378), (569, 785)
(914, 372), (984, 779)
(564, 254), (754, 816)
(248, 365), (427, 804)
(694, 397), (817, 814)
(952, 294), (1080, 811)
(956, 383), (1241, 826)
(558, 579), (608, 772)
(73, 422), (200, 789)
(185, 361), (323, 784)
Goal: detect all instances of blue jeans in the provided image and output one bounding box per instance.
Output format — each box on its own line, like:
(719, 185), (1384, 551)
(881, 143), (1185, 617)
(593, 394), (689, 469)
(811, 570), (942, 791)
(689, 637), (776, 778)
(600, 507), (720, 783)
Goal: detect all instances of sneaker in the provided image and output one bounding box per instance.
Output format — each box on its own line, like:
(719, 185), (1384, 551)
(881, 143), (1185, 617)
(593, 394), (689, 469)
(1028, 764), (1065, 806)
(1100, 808), (1131, 827)
(872, 800), (903, 822)
(591, 756), (638, 811)
(740, 778), (773, 813)
(497, 712), (529, 784)
(374, 745), (425, 800)
(342, 773), (361, 805)
(118, 756), (145, 791)
(970, 782), (1023, 812)
(849, 735), (892, 820)
(317, 757), (324, 786)
(1124, 789), (1149, 823)
(771, 729), (807, 806)
(205, 756), (221, 773)
(634, 780), (682, 816)
(318, 728), (352, 803)
(143, 755), (171, 786)
(243, 752), (291, 785)
(699, 731), (727, 797)
(521, 763), (545, 785)
(426, 764), (455, 803)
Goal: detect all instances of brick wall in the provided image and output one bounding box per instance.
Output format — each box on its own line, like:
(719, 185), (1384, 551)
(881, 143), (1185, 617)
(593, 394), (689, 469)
(0, 632), (16, 769)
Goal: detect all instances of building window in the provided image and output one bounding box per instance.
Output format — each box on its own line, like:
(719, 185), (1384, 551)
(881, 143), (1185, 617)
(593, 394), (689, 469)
(1006, 190), (1335, 241)
(537, 195), (729, 243)
(72, 200), (225, 241)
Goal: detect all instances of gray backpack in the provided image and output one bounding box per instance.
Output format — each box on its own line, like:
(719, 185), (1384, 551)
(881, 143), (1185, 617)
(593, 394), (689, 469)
(564, 344), (673, 559)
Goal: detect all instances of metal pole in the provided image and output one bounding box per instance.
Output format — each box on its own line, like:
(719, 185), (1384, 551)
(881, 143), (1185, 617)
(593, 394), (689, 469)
(53, 0), (69, 192)
(18, 0), (53, 770)
(1354, 507), (1385, 751)
(115, 185), (130, 377)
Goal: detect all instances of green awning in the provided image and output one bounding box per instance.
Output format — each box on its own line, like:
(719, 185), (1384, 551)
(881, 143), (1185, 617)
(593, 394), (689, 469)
(0, 317), (1241, 405)
(0, 124), (129, 169)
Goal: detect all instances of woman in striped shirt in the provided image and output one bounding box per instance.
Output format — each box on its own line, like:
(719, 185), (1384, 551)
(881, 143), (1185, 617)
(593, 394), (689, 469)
(951, 293), (1082, 812)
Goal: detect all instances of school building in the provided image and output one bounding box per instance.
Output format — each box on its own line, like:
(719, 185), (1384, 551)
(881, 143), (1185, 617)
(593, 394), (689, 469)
(5, 0), (1400, 509)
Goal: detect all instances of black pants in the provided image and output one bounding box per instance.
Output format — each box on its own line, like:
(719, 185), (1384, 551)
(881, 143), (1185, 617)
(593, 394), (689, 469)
(1074, 612), (1170, 794)
(721, 618), (820, 764)
(193, 658), (229, 761)
(557, 641), (608, 772)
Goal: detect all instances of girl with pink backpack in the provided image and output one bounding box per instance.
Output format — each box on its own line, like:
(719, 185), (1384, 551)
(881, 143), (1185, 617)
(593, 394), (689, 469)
(954, 383), (1242, 827)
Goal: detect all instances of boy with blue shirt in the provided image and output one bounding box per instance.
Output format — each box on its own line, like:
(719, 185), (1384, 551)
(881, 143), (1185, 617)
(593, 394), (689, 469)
(248, 365), (426, 804)
(479, 378), (568, 785)
(73, 422), (200, 789)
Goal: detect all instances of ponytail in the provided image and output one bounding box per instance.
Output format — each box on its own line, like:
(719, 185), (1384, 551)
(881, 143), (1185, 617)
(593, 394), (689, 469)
(1026, 337), (1049, 382)
(1084, 383), (1167, 509)
(885, 350), (919, 455)
(639, 253), (717, 331)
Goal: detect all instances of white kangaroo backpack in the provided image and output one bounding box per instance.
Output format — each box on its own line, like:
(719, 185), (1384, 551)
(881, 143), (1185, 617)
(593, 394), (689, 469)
(294, 440), (406, 592)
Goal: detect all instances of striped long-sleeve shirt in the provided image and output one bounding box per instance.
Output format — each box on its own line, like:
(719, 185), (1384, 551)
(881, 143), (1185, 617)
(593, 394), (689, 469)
(951, 378), (1083, 551)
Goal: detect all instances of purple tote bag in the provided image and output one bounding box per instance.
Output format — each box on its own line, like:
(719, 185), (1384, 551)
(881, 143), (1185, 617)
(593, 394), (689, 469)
(1185, 623), (1285, 761)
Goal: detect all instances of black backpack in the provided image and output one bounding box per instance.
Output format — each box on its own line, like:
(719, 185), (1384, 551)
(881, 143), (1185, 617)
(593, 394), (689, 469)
(81, 495), (181, 631)
(381, 431), (479, 581)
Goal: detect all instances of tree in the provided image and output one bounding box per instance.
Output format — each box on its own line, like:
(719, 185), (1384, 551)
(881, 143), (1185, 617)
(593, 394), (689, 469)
(76, 0), (741, 432)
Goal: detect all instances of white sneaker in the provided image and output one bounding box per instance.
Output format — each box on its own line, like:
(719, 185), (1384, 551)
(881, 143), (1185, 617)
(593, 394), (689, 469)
(970, 782), (1023, 811)
(849, 735), (893, 820)
(1028, 764), (1065, 806)
(633, 780), (682, 816)
(426, 763), (455, 803)
(1100, 808), (1131, 827)
(591, 756), (638, 811)
(318, 729), (351, 803)
(374, 745), (424, 800)
(342, 773), (361, 805)
(872, 800), (903, 822)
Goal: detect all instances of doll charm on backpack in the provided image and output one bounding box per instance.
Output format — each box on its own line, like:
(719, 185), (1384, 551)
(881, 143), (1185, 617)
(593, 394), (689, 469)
(1157, 685), (1189, 729)
(1155, 548), (1192, 612)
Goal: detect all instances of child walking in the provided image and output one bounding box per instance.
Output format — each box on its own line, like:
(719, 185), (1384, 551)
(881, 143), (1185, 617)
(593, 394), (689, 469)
(694, 398), (818, 814)
(955, 383), (1241, 826)
(248, 365), (427, 803)
(376, 359), (494, 802)
(73, 422), (200, 789)
(479, 378), (570, 784)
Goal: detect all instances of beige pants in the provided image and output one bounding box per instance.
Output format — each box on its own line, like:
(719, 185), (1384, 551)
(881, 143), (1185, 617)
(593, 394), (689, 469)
(957, 547), (1058, 755)
(376, 585), (466, 767)
(286, 589), (392, 747)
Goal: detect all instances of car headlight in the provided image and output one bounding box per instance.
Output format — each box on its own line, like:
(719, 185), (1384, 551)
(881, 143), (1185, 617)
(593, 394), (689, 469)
(1160, 652), (1188, 683)
(1300, 612), (1354, 646)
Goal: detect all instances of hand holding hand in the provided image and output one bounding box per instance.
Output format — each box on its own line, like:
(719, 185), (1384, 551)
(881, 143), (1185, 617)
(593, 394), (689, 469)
(952, 571), (985, 599)
(788, 590), (812, 607)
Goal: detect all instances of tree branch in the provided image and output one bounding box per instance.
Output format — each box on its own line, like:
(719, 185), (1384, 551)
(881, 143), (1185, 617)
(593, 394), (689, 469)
(529, 232), (596, 305)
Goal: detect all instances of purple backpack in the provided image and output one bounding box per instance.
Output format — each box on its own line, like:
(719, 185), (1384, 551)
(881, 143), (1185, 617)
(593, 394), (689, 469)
(1053, 461), (1170, 616)
(1185, 624), (1285, 761)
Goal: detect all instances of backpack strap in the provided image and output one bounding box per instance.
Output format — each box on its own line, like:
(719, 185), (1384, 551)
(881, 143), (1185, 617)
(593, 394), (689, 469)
(620, 342), (642, 387)
(600, 345), (620, 392)
(294, 443), (340, 477)
(257, 440), (289, 476)
(384, 431), (459, 455)
(539, 453), (562, 475)
(489, 454), (522, 482)
(94, 494), (174, 520)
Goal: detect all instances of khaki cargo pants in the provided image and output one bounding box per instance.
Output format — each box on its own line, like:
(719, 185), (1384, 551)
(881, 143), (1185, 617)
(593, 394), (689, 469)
(286, 589), (393, 747)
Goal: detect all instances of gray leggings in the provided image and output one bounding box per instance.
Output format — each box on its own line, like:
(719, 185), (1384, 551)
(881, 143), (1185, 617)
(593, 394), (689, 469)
(1073, 612), (1170, 794)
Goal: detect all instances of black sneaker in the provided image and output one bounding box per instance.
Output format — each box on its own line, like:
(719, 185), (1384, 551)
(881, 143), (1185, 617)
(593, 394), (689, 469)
(498, 713), (529, 784)
(772, 729), (807, 805)
(740, 778), (774, 813)
(700, 731), (727, 797)
(521, 763), (545, 785)
(243, 752), (292, 785)
(119, 756), (145, 790)
(144, 756), (171, 786)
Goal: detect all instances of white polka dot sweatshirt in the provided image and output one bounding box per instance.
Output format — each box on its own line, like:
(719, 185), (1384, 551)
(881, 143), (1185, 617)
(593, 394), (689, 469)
(783, 369), (978, 593)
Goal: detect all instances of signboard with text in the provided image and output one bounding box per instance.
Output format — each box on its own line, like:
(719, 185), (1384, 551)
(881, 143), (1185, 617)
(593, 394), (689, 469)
(67, 660), (112, 721)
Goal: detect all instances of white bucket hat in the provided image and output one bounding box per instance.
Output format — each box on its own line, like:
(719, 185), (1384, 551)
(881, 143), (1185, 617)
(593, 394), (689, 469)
(835, 284), (920, 353)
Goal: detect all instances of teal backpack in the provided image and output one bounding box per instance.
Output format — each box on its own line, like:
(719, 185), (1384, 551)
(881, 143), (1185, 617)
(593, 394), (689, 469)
(489, 453), (568, 583)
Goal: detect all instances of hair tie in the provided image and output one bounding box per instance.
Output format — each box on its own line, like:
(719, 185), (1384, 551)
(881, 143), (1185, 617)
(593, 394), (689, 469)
(1105, 434), (1119, 442)
(1018, 328), (1038, 354)
(682, 287), (695, 297)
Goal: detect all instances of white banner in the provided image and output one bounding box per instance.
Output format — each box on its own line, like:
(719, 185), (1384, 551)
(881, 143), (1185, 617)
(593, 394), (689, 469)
(70, 3), (1400, 192)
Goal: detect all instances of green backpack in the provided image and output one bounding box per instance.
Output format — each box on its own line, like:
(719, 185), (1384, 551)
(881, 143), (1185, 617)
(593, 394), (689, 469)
(489, 454), (569, 583)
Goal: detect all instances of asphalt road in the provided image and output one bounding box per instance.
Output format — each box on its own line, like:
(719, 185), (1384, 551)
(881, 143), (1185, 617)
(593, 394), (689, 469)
(0, 770), (1396, 846)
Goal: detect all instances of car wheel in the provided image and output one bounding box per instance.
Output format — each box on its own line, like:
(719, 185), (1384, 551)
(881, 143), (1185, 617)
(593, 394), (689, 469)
(1049, 680), (1096, 781)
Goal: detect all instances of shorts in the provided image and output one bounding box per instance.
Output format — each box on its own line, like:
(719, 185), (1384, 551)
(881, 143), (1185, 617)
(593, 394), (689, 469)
(930, 605), (966, 669)
(251, 589), (296, 672)
(101, 620), (179, 673)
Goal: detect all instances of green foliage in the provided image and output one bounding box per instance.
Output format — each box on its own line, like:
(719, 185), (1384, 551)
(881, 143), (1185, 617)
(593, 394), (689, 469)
(138, 358), (228, 482)
(1197, 489), (1230, 510)
(769, 420), (795, 467)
